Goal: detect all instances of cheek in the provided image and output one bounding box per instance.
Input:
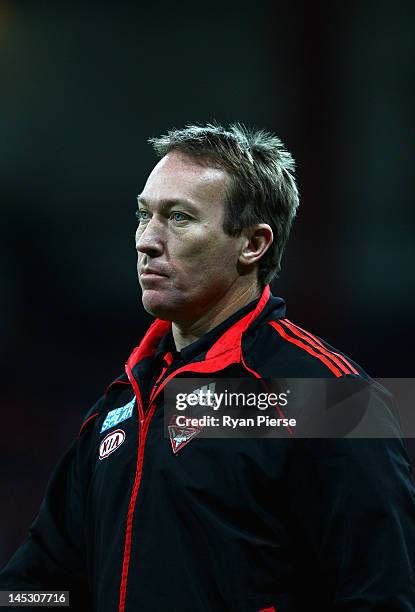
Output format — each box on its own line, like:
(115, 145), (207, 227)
(173, 234), (238, 280)
(136, 251), (145, 273)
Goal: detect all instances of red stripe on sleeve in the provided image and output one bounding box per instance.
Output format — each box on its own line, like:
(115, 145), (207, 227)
(269, 321), (343, 377)
(279, 320), (351, 375)
(282, 318), (359, 375)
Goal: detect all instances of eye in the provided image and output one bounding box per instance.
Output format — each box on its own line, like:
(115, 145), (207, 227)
(135, 209), (151, 223)
(170, 211), (190, 223)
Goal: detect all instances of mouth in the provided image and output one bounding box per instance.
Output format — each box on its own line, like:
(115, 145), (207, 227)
(141, 273), (165, 280)
(140, 268), (167, 278)
(139, 268), (169, 281)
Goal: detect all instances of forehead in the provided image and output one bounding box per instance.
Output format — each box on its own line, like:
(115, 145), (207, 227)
(140, 150), (230, 207)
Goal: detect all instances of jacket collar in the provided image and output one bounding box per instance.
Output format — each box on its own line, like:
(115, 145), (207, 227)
(126, 284), (273, 374)
(124, 285), (286, 411)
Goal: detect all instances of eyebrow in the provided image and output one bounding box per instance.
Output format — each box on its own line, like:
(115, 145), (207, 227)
(136, 195), (200, 214)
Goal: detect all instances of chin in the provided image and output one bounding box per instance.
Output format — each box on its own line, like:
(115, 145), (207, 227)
(141, 289), (180, 321)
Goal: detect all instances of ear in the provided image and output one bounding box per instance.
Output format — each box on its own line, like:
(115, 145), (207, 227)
(238, 224), (273, 268)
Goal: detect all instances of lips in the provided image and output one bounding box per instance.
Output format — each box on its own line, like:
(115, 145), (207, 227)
(139, 267), (168, 278)
(139, 269), (167, 287)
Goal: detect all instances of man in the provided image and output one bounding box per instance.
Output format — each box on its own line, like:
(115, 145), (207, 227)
(1, 123), (414, 611)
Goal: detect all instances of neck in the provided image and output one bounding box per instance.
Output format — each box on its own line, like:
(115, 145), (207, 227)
(172, 282), (262, 352)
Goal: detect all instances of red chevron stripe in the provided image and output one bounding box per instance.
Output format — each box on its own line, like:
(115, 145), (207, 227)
(78, 412), (98, 435)
(268, 321), (343, 377)
(279, 319), (351, 375)
(283, 318), (359, 375)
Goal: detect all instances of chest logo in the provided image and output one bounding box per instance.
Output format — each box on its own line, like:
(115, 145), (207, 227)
(167, 383), (215, 453)
(99, 429), (126, 460)
(100, 398), (135, 433)
(168, 425), (201, 454)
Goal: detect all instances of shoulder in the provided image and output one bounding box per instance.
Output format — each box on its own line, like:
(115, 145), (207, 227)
(243, 315), (369, 379)
(78, 372), (132, 435)
(243, 314), (406, 439)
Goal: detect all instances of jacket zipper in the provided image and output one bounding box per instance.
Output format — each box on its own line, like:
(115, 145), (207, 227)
(118, 354), (260, 610)
(119, 365), (157, 612)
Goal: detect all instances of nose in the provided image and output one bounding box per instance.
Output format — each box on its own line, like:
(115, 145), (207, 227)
(135, 216), (164, 257)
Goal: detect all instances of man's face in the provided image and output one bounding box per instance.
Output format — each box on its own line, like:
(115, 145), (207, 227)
(136, 150), (244, 322)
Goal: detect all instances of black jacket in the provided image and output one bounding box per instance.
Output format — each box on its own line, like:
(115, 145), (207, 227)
(1, 285), (415, 611)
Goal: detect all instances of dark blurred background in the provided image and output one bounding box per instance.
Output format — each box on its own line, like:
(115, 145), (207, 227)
(1, 0), (414, 567)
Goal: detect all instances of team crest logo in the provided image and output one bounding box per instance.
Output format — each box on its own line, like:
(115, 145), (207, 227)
(99, 429), (126, 460)
(167, 382), (216, 454)
(168, 425), (201, 454)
